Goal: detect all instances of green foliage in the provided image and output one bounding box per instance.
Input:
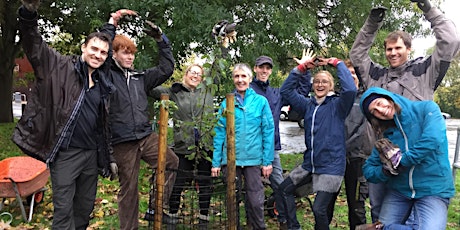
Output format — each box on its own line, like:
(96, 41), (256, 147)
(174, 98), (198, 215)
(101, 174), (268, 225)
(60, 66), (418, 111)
(435, 53), (460, 118)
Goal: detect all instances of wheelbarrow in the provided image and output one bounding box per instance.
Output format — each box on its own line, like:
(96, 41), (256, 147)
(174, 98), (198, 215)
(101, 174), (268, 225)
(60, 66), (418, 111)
(0, 156), (50, 222)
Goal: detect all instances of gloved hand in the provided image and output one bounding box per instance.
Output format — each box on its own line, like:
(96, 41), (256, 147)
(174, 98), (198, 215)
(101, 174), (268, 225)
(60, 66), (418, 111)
(294, 48), (316, 72)
(109, 162), (118, 181)
(109, 9), (138, 27)
(212, 20), (238, 48)
(21, 0), (40, 12)
(143, 20), (163, 41)
(375, 138), (402, 175)
(369, 6), (387, 23)
(411, 0), (431, 13)
(326, 57), (342, 67)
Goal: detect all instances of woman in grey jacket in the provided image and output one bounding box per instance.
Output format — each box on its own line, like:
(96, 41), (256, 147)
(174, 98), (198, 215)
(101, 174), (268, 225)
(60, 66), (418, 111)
(151, 64), (214, 228)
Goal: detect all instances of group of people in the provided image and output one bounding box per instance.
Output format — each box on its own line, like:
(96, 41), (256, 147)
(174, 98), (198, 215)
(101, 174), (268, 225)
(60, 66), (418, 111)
(13, 0), (459, 229)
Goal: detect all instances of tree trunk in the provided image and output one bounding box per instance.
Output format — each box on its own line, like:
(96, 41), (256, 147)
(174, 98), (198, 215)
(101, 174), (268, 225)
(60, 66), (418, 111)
(0, 0), (22, 123)
(0, 68), (14, 123)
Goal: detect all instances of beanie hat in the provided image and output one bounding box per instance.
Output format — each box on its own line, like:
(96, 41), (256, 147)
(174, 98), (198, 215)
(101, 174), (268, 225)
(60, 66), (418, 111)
(362, 93), (382, 120)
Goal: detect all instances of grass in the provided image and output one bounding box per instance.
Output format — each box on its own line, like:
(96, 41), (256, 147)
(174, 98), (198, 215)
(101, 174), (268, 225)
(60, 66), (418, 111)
(0, 121), (459, 229)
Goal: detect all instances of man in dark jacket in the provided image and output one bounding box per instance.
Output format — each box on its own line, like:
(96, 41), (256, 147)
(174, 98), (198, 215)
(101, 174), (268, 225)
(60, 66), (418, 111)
(250, 55), (310, 229)
(343, 60), (376, 229)
(14, 1), (129, 229)
(108, 30), (179, 229)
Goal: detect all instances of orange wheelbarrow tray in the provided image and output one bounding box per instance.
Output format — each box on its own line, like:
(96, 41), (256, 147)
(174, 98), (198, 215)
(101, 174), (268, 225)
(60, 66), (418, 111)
(0, 156), (50, 222)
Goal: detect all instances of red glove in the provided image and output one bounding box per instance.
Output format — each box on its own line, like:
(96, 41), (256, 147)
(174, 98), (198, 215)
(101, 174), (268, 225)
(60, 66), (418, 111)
(327, 58), (342, 67)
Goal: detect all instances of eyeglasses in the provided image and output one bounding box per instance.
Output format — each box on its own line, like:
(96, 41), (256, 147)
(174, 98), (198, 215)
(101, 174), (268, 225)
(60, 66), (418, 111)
(313, 80), (329, 85)
(189, 71), (203, 77)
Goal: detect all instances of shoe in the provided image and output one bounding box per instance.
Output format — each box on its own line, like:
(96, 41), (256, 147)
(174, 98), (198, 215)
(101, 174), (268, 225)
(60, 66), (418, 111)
(198, 214), (209, 230)
(143, 209), (154, 221)
(355, 222), (383, 230)
(162, 212), (179, 224)
(279, 221), (288, 230)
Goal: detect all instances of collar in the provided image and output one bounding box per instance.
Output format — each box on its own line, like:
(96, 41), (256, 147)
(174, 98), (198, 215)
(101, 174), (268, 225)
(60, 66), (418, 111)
(252, 78), (270, 91)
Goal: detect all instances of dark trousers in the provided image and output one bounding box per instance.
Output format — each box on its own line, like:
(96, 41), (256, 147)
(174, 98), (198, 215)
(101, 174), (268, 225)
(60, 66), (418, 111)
(50, 148), (98, 230)
(313, 191), (340, 230)
(113, 132), (179, 230)
(344, 158), (368, 229)
(224, 166), (266, 230)
(169, 154), (212, 215)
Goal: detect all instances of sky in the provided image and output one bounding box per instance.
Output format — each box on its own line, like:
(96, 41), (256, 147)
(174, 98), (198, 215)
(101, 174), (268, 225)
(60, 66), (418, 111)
(412, 0), (460, 57)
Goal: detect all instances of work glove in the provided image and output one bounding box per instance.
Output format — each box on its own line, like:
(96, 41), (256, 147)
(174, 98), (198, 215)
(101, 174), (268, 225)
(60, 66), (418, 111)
(369, 6), (387, 23)
(143, 20), (163, 41)
(326, 57), (342, 67)
(411, 0), (431, 13)
(375, 138), (402, 176)
(294, 48), (316, 72)
(21, 0), (40, 12)
(109, 162), (118, 181)
(110, 9), (138, 27)
(212, 20), (237, 48)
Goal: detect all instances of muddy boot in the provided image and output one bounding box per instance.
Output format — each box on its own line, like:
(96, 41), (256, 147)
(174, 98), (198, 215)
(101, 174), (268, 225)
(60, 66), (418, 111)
(355, 222), (383, 230)
(143, 208), (154, 221)
(198, 214), (209, 230)
(279, 221), (288, 230)
(162, 212), (179, 225)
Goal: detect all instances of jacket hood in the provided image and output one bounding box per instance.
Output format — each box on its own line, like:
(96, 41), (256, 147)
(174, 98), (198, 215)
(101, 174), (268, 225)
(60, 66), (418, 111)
(359, 87), (412, 122)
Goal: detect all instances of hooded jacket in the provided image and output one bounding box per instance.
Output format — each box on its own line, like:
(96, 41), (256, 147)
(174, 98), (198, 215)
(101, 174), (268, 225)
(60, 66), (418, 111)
(14, 7), (116, 176)
(360, 87), (455, 199)
(350, 7), (460, 101)
(280, 62), (357, 176)
(108, 35), (174, 145)
(150, 83), (214, 155)
(212, 88), (275, 167)
(345, 89), (376, 160)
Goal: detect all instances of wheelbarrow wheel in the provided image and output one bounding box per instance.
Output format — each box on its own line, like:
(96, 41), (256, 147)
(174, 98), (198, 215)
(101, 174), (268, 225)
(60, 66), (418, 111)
(26, 190), (45, 205)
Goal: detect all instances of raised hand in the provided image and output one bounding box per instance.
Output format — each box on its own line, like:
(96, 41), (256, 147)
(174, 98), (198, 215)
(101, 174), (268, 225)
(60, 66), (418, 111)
(411, 0), (431, 13)
(143, 20), (163, 41)
(294, 49), (316, 72)
(369, 6), (387, 23)
(21, 0), (41, 12)
(109, 9), (138, 27)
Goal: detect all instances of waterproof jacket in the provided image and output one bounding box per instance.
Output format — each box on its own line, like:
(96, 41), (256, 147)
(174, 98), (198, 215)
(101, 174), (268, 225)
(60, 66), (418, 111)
(345, 90), (375, 160)
(250, 77), (310, 151)
(14, 7), (116, 176)
(350, 7), (460, 101)
(150, 83), (214, 155)
(280, 62), (357, 176)
(108, 35), (174, 145)
(360, 87), (455, 199)
(212, 88), (274, 167)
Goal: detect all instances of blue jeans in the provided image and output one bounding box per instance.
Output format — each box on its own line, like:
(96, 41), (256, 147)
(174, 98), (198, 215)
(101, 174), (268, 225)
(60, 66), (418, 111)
(269, 151), (285, 222)
(368, 182), (386, 222)
(379, 189), (450, 230)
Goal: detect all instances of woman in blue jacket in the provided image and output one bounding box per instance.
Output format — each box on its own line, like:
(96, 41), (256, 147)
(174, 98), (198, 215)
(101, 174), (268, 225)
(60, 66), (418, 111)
(278, 56), (356, 230)
(360, 87), (455, 230)
(212, 63), (275, 230)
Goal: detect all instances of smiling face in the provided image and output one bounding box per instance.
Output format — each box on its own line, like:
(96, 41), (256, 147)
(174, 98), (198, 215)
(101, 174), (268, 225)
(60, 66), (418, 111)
(253, 64), (273, 82)
(385, 37), (411, 68)
(368, 97), (395, 120)
(183, 65), (203, 89)
(113, 48), (135, 69)
(313, 71), (334, 99)
(232, 64), (253, 96)
(81, 37), (109, 71)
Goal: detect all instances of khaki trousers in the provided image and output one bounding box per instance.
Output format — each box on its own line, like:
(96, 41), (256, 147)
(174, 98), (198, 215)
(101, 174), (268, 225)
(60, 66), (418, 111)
(113, 132), (179, 230)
